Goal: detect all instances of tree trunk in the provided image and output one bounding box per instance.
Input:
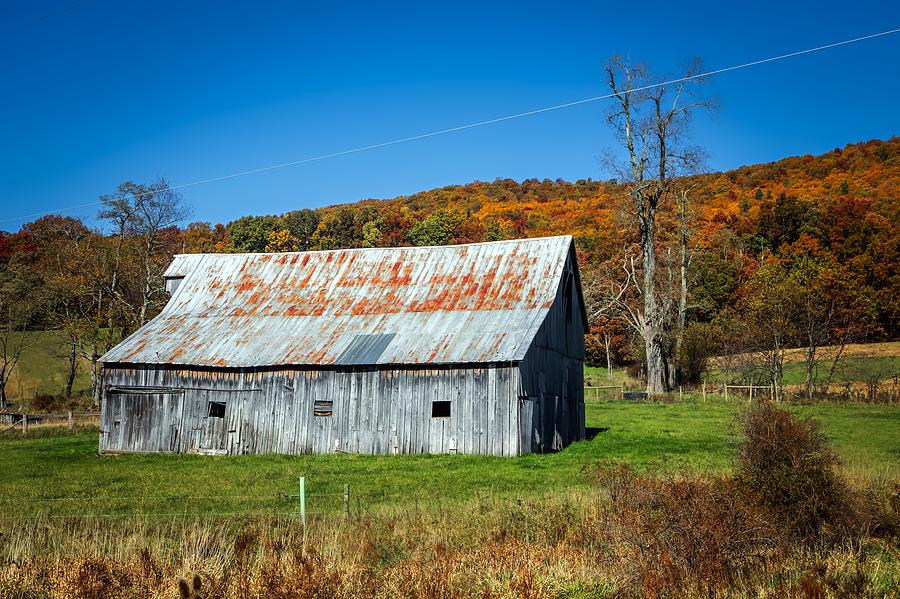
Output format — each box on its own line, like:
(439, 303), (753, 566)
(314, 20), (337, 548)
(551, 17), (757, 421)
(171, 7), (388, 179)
(645, 328), (669, 393)
(822, 342), (847, 395)
(139, 235), (155, 327)
(677, 190), (689, 334)
(64, 340), (78, 399)
(804, 344), (817, 400)
(89, 351), (101, 409)
(639, 201), (670, 394)
(603, 332), (612, 381)
(770, 342), (784, 402)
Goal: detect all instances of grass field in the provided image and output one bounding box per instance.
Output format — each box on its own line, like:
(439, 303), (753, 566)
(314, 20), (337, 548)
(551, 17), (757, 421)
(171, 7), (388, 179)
(1, 397), (896, 519)
(706, 341), (900, 386)
(779, 354), (899, 385)
(5, 330), (93, 401)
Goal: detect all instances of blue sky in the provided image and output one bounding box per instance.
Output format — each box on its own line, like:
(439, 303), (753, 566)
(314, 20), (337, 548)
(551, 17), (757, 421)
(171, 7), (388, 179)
(2, 0), (899, 231)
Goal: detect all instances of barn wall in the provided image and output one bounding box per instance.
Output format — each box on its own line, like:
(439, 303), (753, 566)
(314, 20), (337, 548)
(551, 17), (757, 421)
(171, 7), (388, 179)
(99, 363), (522, 456)
(517, 247), (586, 453)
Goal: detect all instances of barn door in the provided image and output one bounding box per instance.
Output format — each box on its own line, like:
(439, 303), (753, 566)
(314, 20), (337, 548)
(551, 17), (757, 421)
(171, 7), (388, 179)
(196, 392), (229, 455)
(518, 396), (535, 454)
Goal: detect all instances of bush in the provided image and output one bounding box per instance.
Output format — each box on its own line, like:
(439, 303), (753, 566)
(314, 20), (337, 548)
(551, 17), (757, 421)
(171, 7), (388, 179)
(592, 463), (779, 595)
(735, 402), (862, 543)
(676, 322), (718, 384)
(30, 393), (67, 412)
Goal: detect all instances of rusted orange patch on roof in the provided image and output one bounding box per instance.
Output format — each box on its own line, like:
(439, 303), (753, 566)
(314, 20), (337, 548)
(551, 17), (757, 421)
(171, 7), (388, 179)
(102, 236), (580, 367)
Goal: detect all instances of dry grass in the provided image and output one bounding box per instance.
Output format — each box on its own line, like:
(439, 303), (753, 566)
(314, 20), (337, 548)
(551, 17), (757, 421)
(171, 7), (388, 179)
(1, 400), (896, 597)
(0, 483), (896, 598)
(711, 342), (899, 368)
(784, 342), (899, 362)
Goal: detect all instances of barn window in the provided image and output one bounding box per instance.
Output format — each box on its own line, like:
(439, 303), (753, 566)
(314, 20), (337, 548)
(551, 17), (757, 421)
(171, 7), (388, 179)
(314, 400), (333, 417)
(431, 400), (451, 418)
(207, 401), (226, 419)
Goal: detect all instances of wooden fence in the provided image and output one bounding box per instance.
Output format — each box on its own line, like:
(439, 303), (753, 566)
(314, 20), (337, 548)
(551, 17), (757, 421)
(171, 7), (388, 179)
(1, 411), (100, 434)
(584, 383), (776, 402)
(584, 385), (623, 399)
(722, 384), (774, 402)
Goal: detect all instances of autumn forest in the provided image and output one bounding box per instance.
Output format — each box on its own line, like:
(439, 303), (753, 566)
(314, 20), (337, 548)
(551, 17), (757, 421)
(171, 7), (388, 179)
(0, 136), (897, 407)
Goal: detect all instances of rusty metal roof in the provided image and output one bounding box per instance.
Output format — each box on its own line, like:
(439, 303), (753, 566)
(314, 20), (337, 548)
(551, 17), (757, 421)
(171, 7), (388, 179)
(101, 235), (578, 367)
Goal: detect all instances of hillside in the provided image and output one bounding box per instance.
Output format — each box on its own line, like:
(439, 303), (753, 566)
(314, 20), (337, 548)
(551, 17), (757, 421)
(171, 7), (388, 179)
(297, 137), (900, 333)
(0, 137), (897, 405)
(314, 137), (899, 250)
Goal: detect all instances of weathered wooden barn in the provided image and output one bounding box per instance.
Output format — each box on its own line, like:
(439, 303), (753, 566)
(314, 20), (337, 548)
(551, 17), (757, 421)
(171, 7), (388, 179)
(99, 235), (586, 456)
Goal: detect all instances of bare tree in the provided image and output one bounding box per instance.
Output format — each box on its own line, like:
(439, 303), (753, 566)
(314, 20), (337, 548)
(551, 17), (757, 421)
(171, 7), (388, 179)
(99, 181), (144, 342)
(789, 257), (879, 399)
(602, 56), (710, 393)
(739, 259), (799, 401)
(99, 178), (190, 329)
(133, 180), (190, 325)
(675, 186), (696, 335)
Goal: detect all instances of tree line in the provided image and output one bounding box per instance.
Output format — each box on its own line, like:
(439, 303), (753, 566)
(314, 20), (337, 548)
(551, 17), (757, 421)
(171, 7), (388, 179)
(0, 63), (896, 405)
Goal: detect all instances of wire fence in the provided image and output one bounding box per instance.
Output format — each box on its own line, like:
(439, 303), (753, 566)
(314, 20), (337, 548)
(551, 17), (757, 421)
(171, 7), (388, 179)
(0, 478), (521, 522)
(0, 477), (361, 521)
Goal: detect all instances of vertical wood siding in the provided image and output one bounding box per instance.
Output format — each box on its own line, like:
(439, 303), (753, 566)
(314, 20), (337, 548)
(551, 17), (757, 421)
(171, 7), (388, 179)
(100, 363), (522, 456)
(516, 247), (586, 452)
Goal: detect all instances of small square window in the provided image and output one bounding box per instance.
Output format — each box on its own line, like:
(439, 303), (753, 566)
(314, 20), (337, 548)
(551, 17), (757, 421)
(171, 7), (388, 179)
(208, 401), (226, 419)
(431, 400), (451, 418)
(314, 400), (333, 417)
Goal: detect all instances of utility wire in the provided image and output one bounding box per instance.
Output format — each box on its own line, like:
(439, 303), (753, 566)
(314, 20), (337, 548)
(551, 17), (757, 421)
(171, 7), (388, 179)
(3, 26), (899, 226)
(4, 0), (98, 34)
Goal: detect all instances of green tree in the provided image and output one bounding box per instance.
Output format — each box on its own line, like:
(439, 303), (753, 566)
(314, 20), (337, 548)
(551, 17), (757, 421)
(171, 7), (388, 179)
(282, 209), (320, 251)
(310, 207), (362, 250)
(226, 215), (280, 253)
(407, 210), (466, 246)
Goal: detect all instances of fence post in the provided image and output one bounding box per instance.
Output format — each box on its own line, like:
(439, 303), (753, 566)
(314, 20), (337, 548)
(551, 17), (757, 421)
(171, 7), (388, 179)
(68, 411), (74, 431)
(298, 476), (306, 526)
(724, 385), (728, 401)
(22, 414), (27, 435)
(702, 381), (707, 402)
(749, 385), (754, 403)
(343, 484), (350, 518)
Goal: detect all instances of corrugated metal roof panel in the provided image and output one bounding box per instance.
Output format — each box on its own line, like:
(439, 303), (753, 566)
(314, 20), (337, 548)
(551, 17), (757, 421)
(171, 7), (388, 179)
(336, 333), (396, 365)
(102, 235), (575, 367)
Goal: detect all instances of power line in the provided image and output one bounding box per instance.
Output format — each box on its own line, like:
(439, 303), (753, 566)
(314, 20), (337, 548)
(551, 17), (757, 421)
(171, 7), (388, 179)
(3, 26), (899, 226)
(4, 0), (98, 34)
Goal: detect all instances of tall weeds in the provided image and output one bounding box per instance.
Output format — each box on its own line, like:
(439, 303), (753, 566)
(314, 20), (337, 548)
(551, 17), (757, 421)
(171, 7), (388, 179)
(0, 404), (896, 598)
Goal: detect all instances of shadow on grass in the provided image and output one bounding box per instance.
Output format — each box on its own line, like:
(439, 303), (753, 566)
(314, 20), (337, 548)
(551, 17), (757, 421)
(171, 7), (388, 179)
(585, 427), (609, 441)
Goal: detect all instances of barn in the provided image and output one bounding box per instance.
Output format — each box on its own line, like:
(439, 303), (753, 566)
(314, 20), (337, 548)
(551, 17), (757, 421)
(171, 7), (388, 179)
(98, 235), (587, 456)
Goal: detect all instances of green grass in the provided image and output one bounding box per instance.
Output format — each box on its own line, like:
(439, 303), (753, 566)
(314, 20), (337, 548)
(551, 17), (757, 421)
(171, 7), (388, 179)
(779, 355), (900, 385)
(0, 397), (896, 518)
(6, 330), (93, 401)
(706, 349), (900, 386)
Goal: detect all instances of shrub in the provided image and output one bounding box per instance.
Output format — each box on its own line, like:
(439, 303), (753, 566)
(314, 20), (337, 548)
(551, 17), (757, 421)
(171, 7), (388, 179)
(675, 322), (717, 384)
(735, 402), (861, 543)
(30, 393), (66, 412)
(592, 463), (779, 596)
